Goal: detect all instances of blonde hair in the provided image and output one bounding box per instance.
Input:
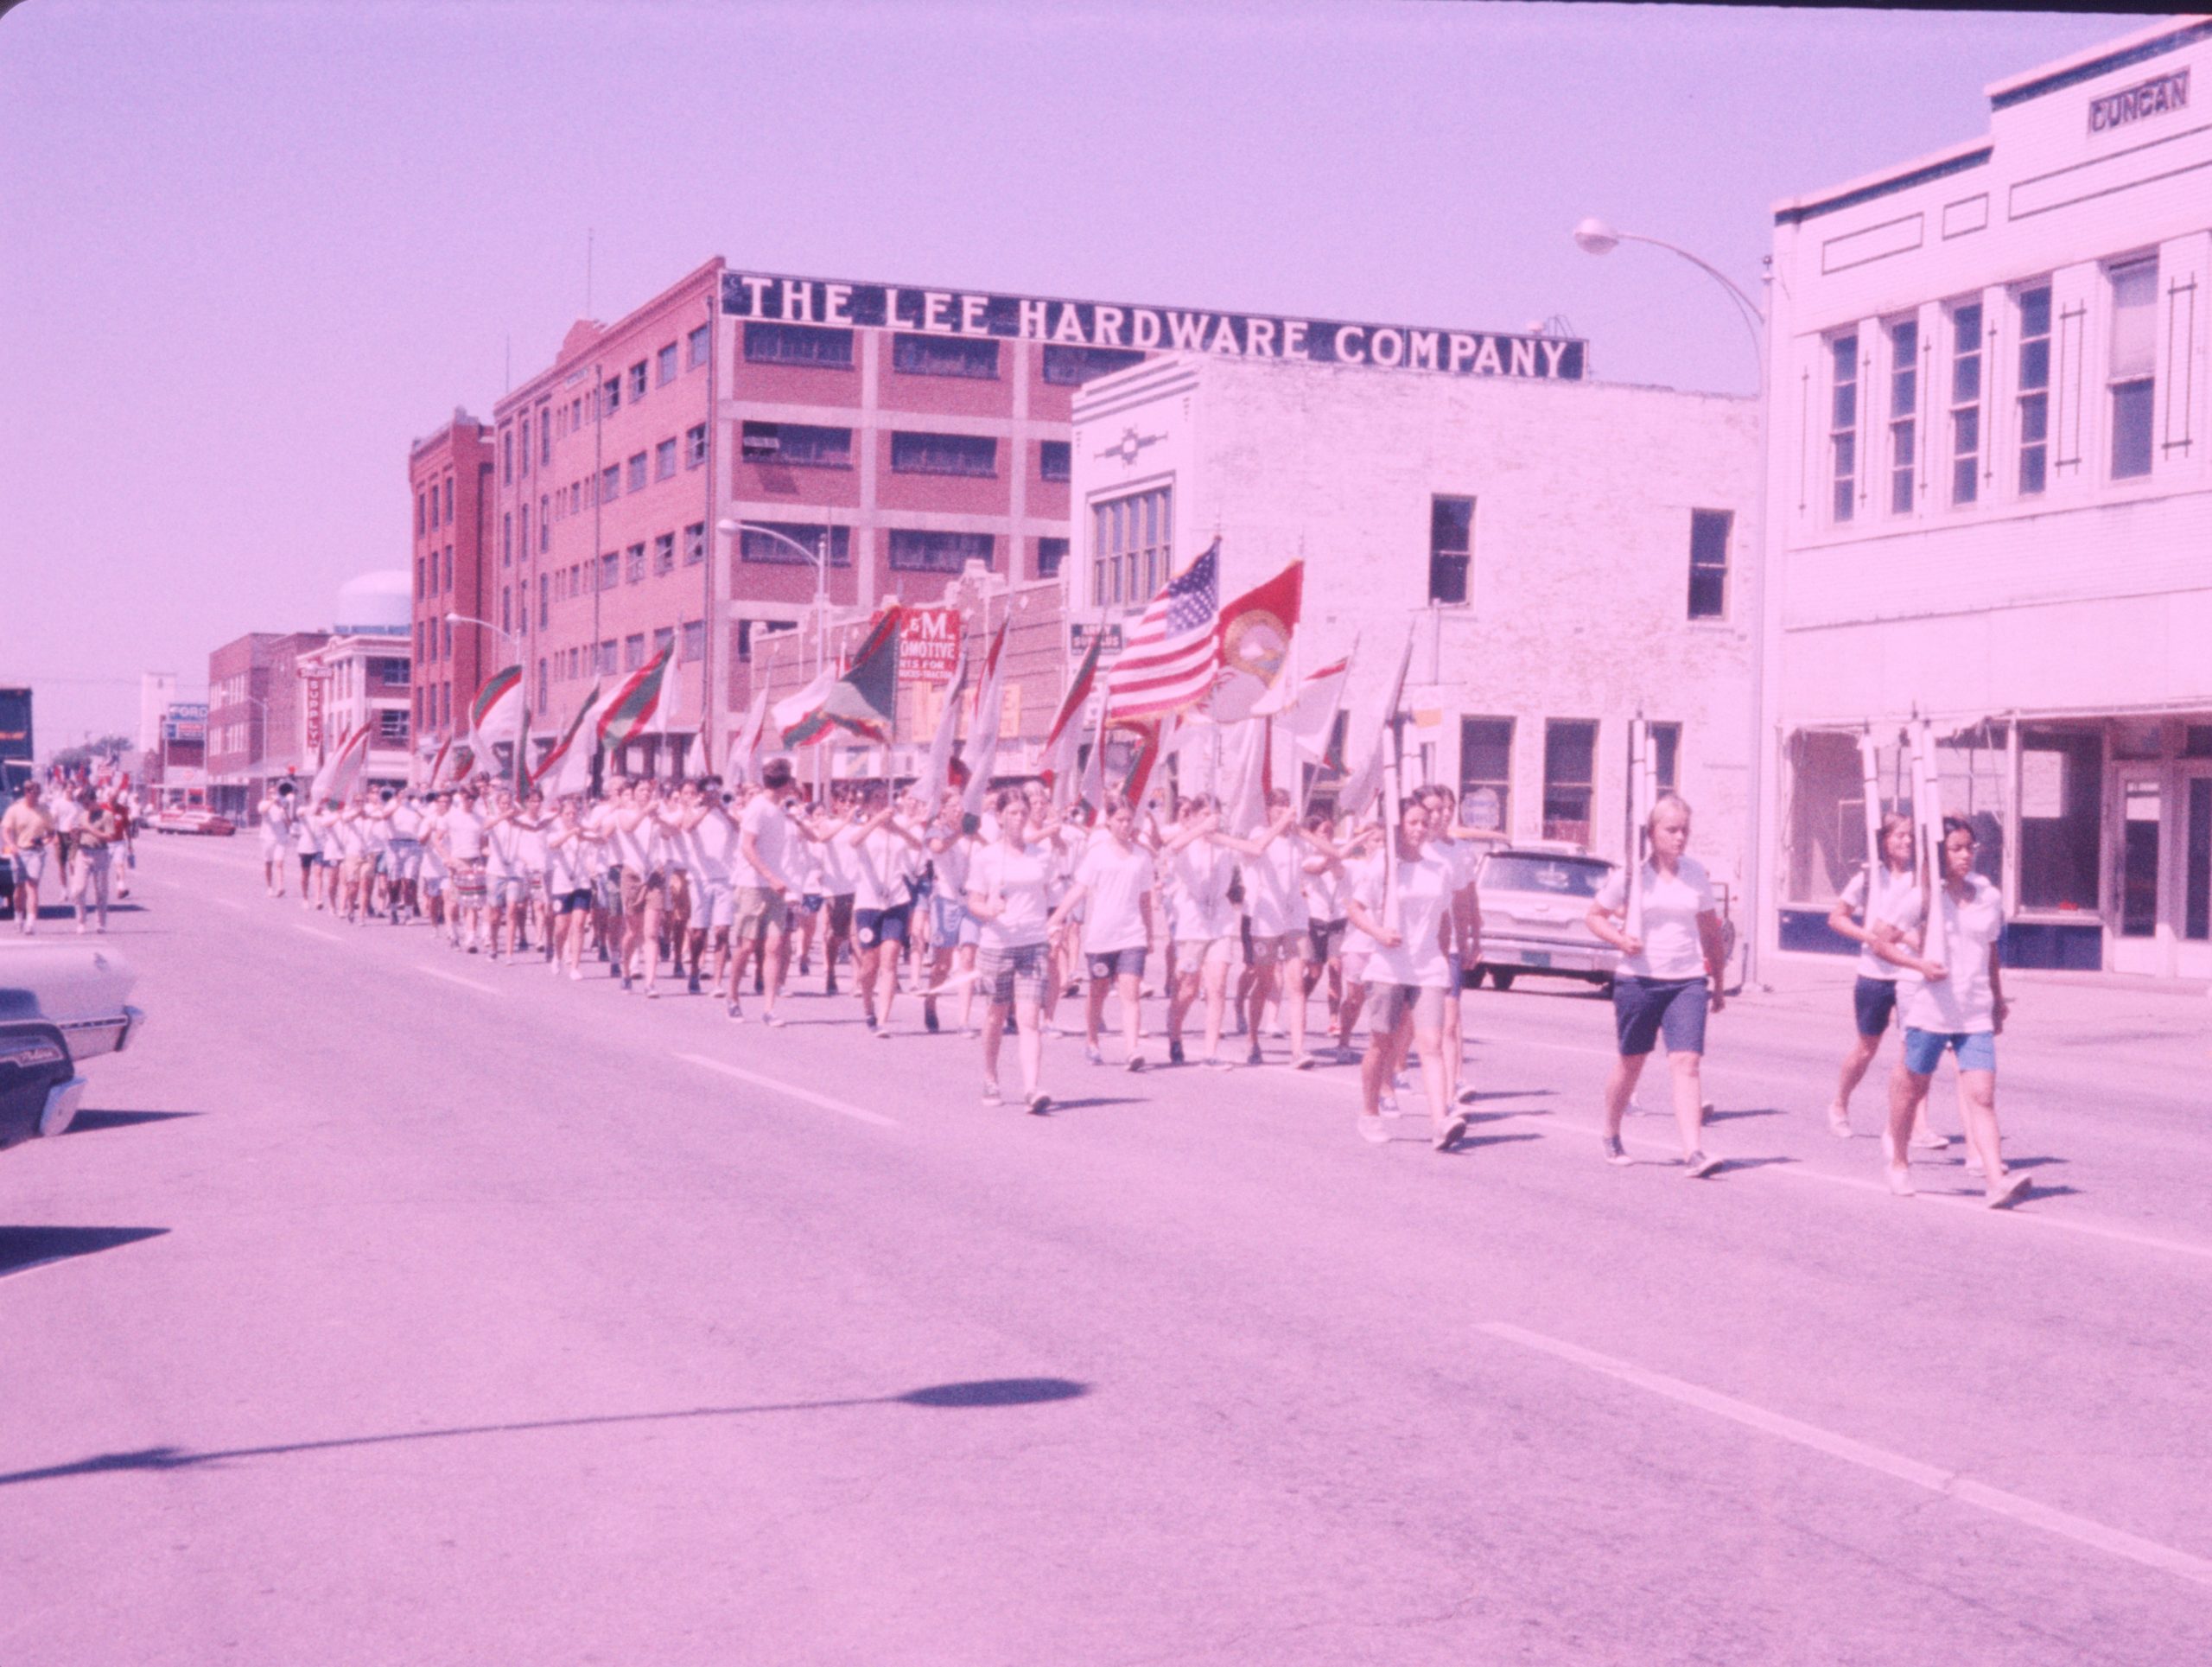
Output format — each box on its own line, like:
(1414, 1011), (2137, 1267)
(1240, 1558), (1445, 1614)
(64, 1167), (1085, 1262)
(1646, 792), (1692, 835)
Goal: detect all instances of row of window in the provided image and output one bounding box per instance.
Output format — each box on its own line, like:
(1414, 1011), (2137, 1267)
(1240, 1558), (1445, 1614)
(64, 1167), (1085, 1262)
(741, 322), (1145, 387)
(1459, 716), (1681, 846)
(737, 422), (1072, 482)
(545, 620), (707, 687)
(415, 474), (454, 540)
(1829, 252), (2162, 525)
(499, 323), (712, 487)
(498, 428), (709, 566)
(415, 544), (454, 601)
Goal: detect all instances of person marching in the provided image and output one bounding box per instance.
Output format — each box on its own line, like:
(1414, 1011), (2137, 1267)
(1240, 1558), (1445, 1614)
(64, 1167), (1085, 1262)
(1586, 793), (1729, 1176)
(1220, 787), (1325, 1071)
(1344, 792), (1467, 1151)
(546, 797), (595, 981)
(728, 759), (800, 1026)
(1047, 793), (1156, 1070)
(68, 788), (122, 933)
(258, 782), (296, 898)
(841, 786), (927, 1036)
(1871, 815), (2031, 1207)
(389, 789), (427, 923)
(6, 780), (58, 933)
(921, 791), (980, 1035)
(1160, 794), (1239, 1067)
(1418, 783), (1485, 1107)
(965, 787), (1056, 1112)
(1825, 811), (1945, 1147)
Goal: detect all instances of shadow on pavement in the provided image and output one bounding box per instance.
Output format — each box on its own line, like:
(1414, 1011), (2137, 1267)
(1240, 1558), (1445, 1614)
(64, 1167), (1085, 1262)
(1444, 1132), (1545, 1155)
(1458, 1087), (1557, 1102)
(0, 1377), (1090, 1489)
(1704, 1106), (1786, 1122)
(0, 1225), (169, 1279)
(1040, 1096), (1144, 1113)
(1709, 1156), (1797, 1174)
(63, 1110), (202, 1136)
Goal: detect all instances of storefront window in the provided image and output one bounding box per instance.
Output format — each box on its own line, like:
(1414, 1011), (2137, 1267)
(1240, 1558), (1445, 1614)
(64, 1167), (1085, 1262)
(2018, 729), (2102, 913)
(1541, 720), (1595, 847)
(1459, 717), (1512, 837)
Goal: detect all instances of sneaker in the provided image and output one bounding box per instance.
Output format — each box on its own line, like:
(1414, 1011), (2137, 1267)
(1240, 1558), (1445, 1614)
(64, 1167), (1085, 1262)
(824, 975), (838, 997)
(981, 1080), (1002, 1106)
(1084, 1045), (1104, 1066)
(1827, 1103), (1853, 1139)
(1986, 1171), (2032, 1210)
(1127, 1055), (1146, 1072)
(1910, 1129), (1950, 1151)
(1433, 1116), (1469, 1154)
(1602, 1135), (1631, 1167)
(1291, 1053), (1316, 1072)
(687, 972), (702, 996)
(726, 999), (743, 1021)
(1027, 1091), (1051, 1116)
(1203, 1054), (1230, 1070)
(1168, 1040), (1185, 1066)
(763, 1012), (786, 1028)
(1377, 1092), (1398, 1115)
(569, 967), (583, 983)
(923, 1002), (940, 1034)
(1334, 1044), (1360, 1066)
(1357, 1115), (1390, 1146)
(1456, 1085), (1481, 1105)
(620, 974), (633, 993)
(1245, 1045), (1263, 1067)
(645, 985), (659, 1000)
(1683, 1150), (1722, 1179)
(1885, 1165), (1916, 1198)
(874, 1025), (893, 1040)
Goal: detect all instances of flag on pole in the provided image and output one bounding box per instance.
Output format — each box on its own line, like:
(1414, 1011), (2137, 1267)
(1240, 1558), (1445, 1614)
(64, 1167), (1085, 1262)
(728, 684), (772, 784)
(788, 606), (903, 746)
(1103, 540), (1222, 723)
(311, 723), (372, 804)
(960, 616), (1012, 827)
(1122, 711), (1176, 809)
(1334, 624), (1415, 819)
(468, 665), (524, 775)
(1208, 561), (1303, 722)
(1040, 629), (1104, 807)
(422, 734), (453, 792)
(532, 682), (602, 789)
(596, 646), (672, 754)
(1254, 646), (1352, 763)
(917, 648), (969, 806)
(1219, 716), (1270, 836)
(772, 664), (841, 749)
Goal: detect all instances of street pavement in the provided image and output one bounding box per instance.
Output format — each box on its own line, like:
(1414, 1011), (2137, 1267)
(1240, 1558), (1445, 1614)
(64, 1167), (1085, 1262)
(5, 835), (2211, 1665)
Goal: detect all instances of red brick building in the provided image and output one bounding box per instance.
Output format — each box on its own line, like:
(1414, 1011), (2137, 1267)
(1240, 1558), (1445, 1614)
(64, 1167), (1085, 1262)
(407, 410), (494, 762)
(207, 629), (331, 819)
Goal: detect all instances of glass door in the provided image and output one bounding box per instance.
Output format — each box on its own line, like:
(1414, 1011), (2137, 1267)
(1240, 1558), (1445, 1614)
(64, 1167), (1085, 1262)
(2183, 768), (2212, 980)
(2111, 767), (2169, 975)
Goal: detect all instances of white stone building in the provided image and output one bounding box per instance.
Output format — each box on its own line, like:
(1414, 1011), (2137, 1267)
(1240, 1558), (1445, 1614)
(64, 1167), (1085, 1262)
(298, 573), (414, 795)
(1760, 16), (2212, 978)
(1069, 353), (1760, 898)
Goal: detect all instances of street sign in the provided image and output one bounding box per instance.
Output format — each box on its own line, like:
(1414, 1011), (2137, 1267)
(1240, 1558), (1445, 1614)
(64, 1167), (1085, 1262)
(899, 606), (962, 684)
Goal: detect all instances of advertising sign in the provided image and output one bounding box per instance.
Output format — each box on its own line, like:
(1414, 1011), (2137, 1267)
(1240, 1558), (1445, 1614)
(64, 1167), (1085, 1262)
(899, 606), (962, 684)
(304, 678), (324, 753)
(163, 702), (207, 743)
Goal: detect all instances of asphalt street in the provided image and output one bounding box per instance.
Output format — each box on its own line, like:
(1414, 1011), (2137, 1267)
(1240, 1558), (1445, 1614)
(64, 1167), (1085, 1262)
(5, 836), (2211, 1664)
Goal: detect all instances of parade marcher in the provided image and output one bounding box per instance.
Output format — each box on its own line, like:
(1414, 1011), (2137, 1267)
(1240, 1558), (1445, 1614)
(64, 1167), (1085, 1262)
(610, 779), (671, 996)
(441, 784), (490, 951)
(1332, 819), (1385, 1066)
(294, 793), (325, 909)
(1160, 795), (1238, 1067)
(3, 779), (58, 932)
(416, 790), (450, 929)
(966, 787), (1055, 1111)
(1824, 811), (1948, 1146)
(813, 792), (861, 998)
(482, 788), (526, 964)
(1301, 809), (1350, 1052)
(1219, 787), (1325, 1070)
(331, 797), (372, 925)
(1046, 794), (1155, 1070)
(546, 796), (595, 980)
(68, 789), (122, 933)
(840, 786), (927, 1035)
(728, 759), (800, 1025)
(1418, 784), (1485, 1108)
(361, 789), (397, 922)
(389, 789), (427, 922)
(1871, 815), (2031, 1207)
(258, 782), (296, 897)
(1586, 793), (1728, 1176)
(1344, 793), (1466, 1151)
(922, 791), (979, 1035)
(586, 779), (625, 974)
(674, 778), (740, 996)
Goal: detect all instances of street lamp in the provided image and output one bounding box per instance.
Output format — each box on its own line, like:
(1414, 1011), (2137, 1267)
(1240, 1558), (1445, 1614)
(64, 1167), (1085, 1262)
(717, 519), (834, 684)
(1576, 214), (1771, 988)
(446, 611), (527, 788)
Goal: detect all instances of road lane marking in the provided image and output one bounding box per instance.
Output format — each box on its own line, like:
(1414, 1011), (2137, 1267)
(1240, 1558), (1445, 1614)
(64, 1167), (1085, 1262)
(294, 923), (342, 943)
(418, 964), (501, 996)
(1481, 1320), (2212, 1590)
(676, 1052), (899, 1129)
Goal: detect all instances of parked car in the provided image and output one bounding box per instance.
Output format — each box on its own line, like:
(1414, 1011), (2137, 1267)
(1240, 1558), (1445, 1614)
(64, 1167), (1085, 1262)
(0, 940), (143, 1155)
(1471, 844), (1620, 992)
(0, 1021), (84, 1150)
(150, 807), (234, 836)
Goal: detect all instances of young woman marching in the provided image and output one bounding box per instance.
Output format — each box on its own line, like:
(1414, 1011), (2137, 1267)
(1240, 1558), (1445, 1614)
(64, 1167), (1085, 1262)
(1871, 816), (2031, 1207)
(1586, 793), (1729, 1176)
(1160, 795), (1238, 1068)
(840, 786), (928, 1035)
(258, 783), (296, 898)
(546, 797), (594, 981)
(922, 791), (981, 1035)
(1344, 793), (1466, 1151)
(1046, 794), (1156, 1070)
(1825, 811), (1946, 1147)
(1219, 788), (1325, 1071)
(965, 787), (1056, 1112)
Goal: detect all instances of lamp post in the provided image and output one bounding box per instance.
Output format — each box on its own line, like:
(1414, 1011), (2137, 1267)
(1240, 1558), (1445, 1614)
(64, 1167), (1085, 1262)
(446, 612), (526, 788)
(719, 519), (836, 792)
(1575, 215), (1770, 987)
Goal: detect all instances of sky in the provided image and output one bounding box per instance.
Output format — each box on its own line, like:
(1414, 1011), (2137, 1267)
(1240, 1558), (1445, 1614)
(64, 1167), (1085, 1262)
(0, 0), (2164, 754)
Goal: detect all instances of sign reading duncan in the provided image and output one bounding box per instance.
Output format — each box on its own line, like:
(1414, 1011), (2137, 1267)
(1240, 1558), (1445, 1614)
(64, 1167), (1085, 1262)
(2089, 67), (2189, 134)
(722, 271), (1585, 380)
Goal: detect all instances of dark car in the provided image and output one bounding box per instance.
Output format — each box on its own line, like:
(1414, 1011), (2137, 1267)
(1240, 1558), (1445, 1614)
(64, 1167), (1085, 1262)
(0, 1021), (85, 1151)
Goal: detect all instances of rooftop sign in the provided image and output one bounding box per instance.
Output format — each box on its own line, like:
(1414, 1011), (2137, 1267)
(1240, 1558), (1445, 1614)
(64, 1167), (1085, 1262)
(721, 271), (1584, 381)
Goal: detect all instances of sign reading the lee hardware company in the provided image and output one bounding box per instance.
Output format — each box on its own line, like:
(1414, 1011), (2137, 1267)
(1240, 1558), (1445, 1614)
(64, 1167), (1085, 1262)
(2089, 67), (2189, 134)
(722, 272), (1585, 381)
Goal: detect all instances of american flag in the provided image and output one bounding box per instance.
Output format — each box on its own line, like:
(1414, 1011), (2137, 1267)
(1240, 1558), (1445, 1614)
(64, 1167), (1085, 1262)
(1104, 541), (1221, 722)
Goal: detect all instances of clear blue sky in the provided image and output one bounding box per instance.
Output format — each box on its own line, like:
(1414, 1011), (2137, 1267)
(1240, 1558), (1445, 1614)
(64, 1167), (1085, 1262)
(0, 0), (2159, 753)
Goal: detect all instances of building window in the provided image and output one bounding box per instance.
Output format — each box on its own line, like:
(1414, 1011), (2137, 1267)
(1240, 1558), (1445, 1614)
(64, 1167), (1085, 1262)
(500, 586), (511, 634)
(1459, 717), (1513, 837)
(657, 343), (678, 385)
(687, 322), (710, 367)
(624, 633), (646, 671)
(743, 321), (854, 368)
(890, 529), (994, 573)
(501, 512), (512, 567)
(539, 494), (550, 553)
(628, 361), (648, 400)
(500, 432), (512, 486)
(537, 574), (550, 629)
(1042, 344), (1146, 385)
(1829, 332), (1859, 523)
(656, 438), (677, 480)
(2016, 284), (2052, 495)
(1541, 720), (1598, 847)
(739, 522), (852, 567)
(1688, 509), (1731, 620)
(626, 452), (647, 492)
(626, 543), (645, 582)
(601, 464), (620, 502)
(740, 420), (850, 467)
(416, 555), (425, 596)
(518, 416), (531, 478)
(416, 491), (427, 536)
(443, 620), (453, 658)
(443, 546), (453, 590)
(1091, 487), (1171, 607)
(679, 620), (706, 664)
(1039, 441), (1071, 482)
(539, 411), (550, 468)
(599, 552), (619, 590)
(1650, 722), (1681, 792)
(890, 430), (998, 476)
(1428, 495), (1472, 605)
(537, 659), (548, 709)
(599, 639), (617, 676)
(1034, 537), (1068, 579)
(2109, 258), (2158, 480)
(442, 478), (453, 522)
(653, 532), (675, 574)
(686, 423), (709, 467)
(2019, 728), (2102, 912)
(602, 376), (620, 415)
(892, 333), (1000, 379)
(517, 507), (530, 566)
(379, 709), (409, 747)
(1948, 299), (1984, 505)
(1886, 316), (1917, 514)
(683, 523), (706, 565)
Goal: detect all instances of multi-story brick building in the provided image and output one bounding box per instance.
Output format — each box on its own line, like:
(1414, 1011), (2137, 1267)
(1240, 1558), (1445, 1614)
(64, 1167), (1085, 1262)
(206, 629), (331, 820)
(407, 410), (494, 762)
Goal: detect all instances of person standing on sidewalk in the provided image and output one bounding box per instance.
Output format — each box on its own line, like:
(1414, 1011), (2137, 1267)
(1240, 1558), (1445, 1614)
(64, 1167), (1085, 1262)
(1871, 815), (2031, 1208)
(1825, 812), (1946, 1148)
(1586, 793), (1729, 1177)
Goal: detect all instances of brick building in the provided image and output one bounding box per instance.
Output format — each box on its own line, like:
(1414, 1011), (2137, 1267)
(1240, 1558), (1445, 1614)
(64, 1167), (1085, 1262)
(407, 410), (494, 761)
(206, 629), (331, 820)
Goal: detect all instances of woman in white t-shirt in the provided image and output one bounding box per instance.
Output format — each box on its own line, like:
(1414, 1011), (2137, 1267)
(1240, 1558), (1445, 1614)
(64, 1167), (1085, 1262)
(546, 797), (595, 981)
(1047, 795), (1156, 1071)
(965, 788), (1056, 1113)
(1159, 795), (1240, 1068)
(1344, 794), (1466, 1152)
(1870, 816), (2029, 1208)
(1825, 812), (1945, 1146)
(1586, 793), (1729, 1176)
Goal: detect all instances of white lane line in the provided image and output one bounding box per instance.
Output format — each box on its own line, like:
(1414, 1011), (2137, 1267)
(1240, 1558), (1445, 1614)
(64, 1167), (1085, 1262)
(294, 923), (342, 944)
(418, 964), (502, 996)
(1482, 1320), (2212, 1591)
(676, 1052), (899, 1129)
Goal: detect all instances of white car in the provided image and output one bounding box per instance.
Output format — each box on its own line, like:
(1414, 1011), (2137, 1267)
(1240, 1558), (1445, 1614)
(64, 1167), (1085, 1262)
(0, 938), (144, 1065)
(1471, 846), (1620, 992)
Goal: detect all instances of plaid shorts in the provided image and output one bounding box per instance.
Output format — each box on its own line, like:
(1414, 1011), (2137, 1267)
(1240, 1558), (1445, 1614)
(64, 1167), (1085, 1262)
(979, 941), (1052, 1007)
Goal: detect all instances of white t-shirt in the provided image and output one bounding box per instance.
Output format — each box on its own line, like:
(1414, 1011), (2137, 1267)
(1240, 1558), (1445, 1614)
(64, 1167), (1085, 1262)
(260, 800), (296, 847)
(391, 803), (424, 842)
(360, 809), (393, 854)
(1338, 852), (1382, 956)
(611, 811), (654, 874)
(1303, 858), (1345, 925)
(929, 829), (971, 899)
(817, 821), (861, 897)
(1840, 863), (1916, 982)
(1164, 837), (1236, 942)
(513, 813), (550, 875)
(1241, 832), (1311, 938)
(845, 820), (922, 912)
(686, 808), (739, 887)
(739, 795), (795, 890)
(294, 809), (321, 856)
(548, 825), (591, 892)
(1594, 857), (1716, 982)
(1073, 839), (1154, 955)
(968, 839), (1052, 951)
(1354, 845), (1455, 989)
(483, 818), (519, 880)
(330, 814), (365, 859)
(443, 807), (487, 863)
(1888, 875), (2004, 1035)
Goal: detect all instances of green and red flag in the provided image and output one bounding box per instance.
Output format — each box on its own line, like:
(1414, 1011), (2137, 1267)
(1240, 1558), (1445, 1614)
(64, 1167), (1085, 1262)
(816, 605), (904, 744)
(1040, 628), (1103, 807)
(596, 646), (672, 754)
(533, 682), (602, 792)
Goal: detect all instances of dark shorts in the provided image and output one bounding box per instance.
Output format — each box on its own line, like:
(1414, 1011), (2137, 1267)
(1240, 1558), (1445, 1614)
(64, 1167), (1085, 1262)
(855, 905), (911, 948)
(1307, 918), (1346, 964)
(554, 888), (594, 915)
(1365, 980), (1446, 1033)
(826, 894), (855, 936)
(1088, 946), (1146, 982)
(1612, 976), (1709, 1059)
(1853, 974), (1900, 1039)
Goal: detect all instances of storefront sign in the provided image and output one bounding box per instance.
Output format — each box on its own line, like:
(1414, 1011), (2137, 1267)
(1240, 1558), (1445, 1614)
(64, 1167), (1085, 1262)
(304, 678), (324, 752)
(723, 271), (1586, 381)
(162, 703), (207, 743)
(2089, 67), (2189, 134)
(899, 606), (962, 684)
(1070, 622), (1125, 655)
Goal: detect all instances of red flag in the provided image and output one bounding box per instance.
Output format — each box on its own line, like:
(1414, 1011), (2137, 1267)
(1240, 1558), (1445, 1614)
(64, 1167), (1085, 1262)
(1209, 562), (1304, 722)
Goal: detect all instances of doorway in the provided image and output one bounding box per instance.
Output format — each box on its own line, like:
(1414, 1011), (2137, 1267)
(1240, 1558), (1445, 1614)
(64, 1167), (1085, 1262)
(2110, 767), (2171, 976)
